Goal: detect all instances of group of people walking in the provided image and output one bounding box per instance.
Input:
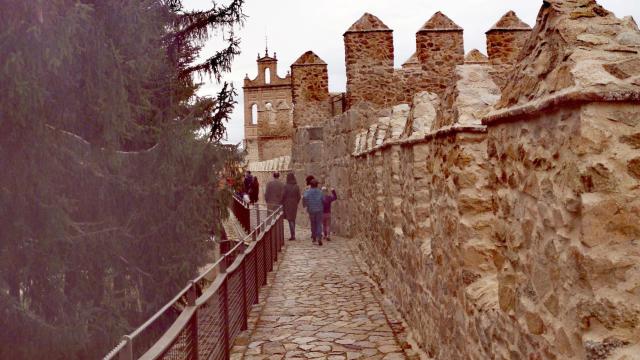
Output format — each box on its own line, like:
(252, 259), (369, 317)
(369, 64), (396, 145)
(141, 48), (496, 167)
(254, 171), (337, 246)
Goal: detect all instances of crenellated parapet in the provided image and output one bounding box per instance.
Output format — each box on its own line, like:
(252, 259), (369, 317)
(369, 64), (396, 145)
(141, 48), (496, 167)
(486, 11), (532, 66)
(415, 12), (465, 91)
(343, 13), (395, 110)
(290, 51), (332, 127)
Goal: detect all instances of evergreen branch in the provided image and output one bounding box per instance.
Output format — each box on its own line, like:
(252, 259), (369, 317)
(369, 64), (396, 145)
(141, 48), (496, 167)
(181, 35), (240, 80)
(172, 0), (246, 42)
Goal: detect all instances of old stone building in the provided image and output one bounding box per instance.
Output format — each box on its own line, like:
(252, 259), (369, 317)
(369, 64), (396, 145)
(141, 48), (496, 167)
(242, 49), (293, 163)
(243, 1), (640, 358)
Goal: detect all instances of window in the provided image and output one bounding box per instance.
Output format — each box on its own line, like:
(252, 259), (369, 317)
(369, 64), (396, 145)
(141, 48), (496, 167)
(264, 68), (271, 84)
(265, 102), (276, 124)
(308, 127), (323, 141)
(251, 104), (258, 124)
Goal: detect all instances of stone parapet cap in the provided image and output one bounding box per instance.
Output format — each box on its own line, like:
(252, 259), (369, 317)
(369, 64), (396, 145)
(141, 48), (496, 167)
(291, 63), (328, 68)
(486, 10), (531, 34)
(344, 13), (392, 35)
(352, 124), (487, 157)
(292, 51), (327, 66)
(485, 27), (532, 34)
(416, 28), (463, 33)
(483, 86), (640, 125)
(343, 28), (393, 36)
(418, 11), (463, 33)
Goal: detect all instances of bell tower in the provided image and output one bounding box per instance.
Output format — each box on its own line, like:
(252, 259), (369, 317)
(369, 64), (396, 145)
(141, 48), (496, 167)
(242, 49), (293, 163)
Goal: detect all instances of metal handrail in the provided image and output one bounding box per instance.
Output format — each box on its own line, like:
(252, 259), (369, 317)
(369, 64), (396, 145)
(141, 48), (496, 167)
(103, 202), (284, 360)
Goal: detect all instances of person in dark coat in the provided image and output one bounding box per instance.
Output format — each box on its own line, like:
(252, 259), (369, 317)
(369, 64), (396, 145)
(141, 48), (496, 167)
(248, 176), (259, 204)
(244, 171), (253, 194)
(281, 173), (301, 240)
(321, 186), (337, 241)
(264, 172), (285, 213)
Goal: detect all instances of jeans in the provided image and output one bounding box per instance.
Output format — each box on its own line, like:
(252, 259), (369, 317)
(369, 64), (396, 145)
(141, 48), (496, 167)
(308, 211), (323, 241)
(287, 219), (296, 239)
(323, 213), (331, 237)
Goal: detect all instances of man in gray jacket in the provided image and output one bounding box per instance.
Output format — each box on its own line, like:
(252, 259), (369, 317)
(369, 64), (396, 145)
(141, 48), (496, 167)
(264, 172), (285, 214)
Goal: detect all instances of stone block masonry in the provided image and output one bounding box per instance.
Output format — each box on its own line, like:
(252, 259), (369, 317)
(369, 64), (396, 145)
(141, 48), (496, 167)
(242, 0), (640, 358)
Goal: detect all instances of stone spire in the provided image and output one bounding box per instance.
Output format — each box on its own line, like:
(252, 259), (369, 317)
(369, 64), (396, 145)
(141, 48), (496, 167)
(419, 11), (462, 32)
(343, 13), (395, 109)
(415, 11), (464, 89)
(485, 11), (532, 67)
(401, 52), (419, 69)
(292, 51), (327, 66)
(345, 13), (391, 33)
(488, 10), (531, 32)
(464, 49), (489, 64)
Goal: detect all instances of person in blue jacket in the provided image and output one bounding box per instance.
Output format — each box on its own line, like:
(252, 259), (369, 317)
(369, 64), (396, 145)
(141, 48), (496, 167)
(303, 178), (324, 245)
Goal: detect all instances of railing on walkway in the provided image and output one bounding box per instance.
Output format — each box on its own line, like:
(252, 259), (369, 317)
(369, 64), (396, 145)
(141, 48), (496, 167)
(104, 199), (285, 360)
(231, 194), (251, 234)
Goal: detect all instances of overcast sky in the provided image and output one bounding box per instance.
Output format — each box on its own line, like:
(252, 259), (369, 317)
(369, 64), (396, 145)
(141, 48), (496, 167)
(182, 0), (640, 145)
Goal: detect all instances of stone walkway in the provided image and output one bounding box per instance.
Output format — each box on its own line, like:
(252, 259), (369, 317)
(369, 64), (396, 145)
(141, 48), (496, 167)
(231, 228), (415, 359)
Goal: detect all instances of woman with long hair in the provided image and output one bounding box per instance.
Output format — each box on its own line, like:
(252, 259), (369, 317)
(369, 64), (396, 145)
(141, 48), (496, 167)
(281, 173), (301, 240)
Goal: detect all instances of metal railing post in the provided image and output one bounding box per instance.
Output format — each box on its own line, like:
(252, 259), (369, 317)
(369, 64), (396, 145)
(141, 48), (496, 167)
(221, 276), (230, 359)
(278, 214), (283, 250)
(255, 205), (261, 231)
(186, 281), (198, 360)
(280, 214), (284, 248)
(273, 224), (277, 262)
(253, 241), (259, 304)
(262, 237), (267, 285)
(241, 253), (248, 331)
(119, 335), (133, 360)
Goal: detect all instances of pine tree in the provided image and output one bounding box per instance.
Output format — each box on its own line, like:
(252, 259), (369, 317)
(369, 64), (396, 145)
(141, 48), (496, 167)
(0, 1), (245, 358)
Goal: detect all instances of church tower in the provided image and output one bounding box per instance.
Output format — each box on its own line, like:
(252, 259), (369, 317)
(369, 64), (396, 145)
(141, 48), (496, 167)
(242, 48), (293, 163)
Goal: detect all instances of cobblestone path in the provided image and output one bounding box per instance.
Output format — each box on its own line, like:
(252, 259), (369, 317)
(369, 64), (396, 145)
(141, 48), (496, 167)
(231, 229), (412, 359)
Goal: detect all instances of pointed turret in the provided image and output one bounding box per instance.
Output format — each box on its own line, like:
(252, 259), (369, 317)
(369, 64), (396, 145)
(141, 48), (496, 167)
(419, 11), (462, 32)
(464, 49), (489, 64)
(402, 52), (420, 69)
(343, 13), (395, 109)
(345, 13), (391, 34)
(292, 51), (327, 66)
(485, 11), (532, 65)
(414, 12), (464, 94)
(291, 51), (330, 127)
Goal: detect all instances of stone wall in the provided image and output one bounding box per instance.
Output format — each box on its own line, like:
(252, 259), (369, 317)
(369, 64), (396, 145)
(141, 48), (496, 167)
(286, 1), (640, 358)
(335, 97), (640, 359)
(258, 138), (291, 161)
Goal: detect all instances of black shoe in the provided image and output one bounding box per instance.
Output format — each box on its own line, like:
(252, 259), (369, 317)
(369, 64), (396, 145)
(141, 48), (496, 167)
(318, 239), (323, 246)
(289, 238), (295, 241)
(326, 237), (331, 241)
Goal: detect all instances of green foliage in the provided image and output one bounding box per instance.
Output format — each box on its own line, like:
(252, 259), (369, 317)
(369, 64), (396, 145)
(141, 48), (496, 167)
(0, 0), (244, 358)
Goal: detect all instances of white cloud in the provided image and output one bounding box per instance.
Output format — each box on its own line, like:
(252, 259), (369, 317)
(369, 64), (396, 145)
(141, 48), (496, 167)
(182, 0), (640, 145)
